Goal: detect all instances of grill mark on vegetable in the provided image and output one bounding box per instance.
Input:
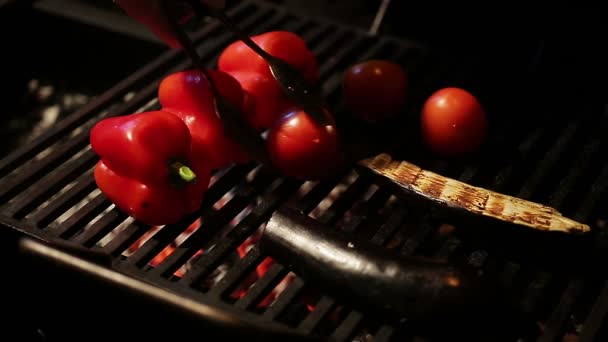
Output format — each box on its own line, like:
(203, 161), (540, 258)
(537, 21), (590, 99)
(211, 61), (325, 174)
(416, 173), (446, 198)
(359, 153), (590, 234)
(485, 196), (505, 217)
(447, 183), (488, 214)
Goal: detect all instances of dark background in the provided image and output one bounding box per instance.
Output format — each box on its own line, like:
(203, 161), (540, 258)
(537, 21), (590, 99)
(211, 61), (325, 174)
(1, 0), (606, 159)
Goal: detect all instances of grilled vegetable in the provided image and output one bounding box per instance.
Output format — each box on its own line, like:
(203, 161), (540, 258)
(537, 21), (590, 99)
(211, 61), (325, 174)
(225, 71), (286, 130)
(266, 108), (341, 180)
(218, 30), (319, 87)
(90, 110), (211, 226)
(259, 207), (501, 322)
(421, 87), (488, 156)
(342, 60), (409, 122)
(359, 153), (590, 234)
(158, 69), (252, 169)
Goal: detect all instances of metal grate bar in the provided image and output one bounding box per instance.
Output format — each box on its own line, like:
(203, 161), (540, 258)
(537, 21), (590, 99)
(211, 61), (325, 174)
(373, 325), (395, 342)
(0, 2), (257, 185)
(70, 208), (128, 247)
(315, 175), (372, 225)
(332, 311), (364, 342)
(296, 188), (392, 333)
(546, 138), (602, 208)
(0, 76), (166, 205)
(263, 277), (305, 320)
(104, 164), (255, 259)
(573, 164), (608, 222)
(299, 24), (336, 50)
(294, 177), (346, 214)
(331, 203), (408, 341)
(228, 178), (352, 310)
(369, 204), (408, 245)
(579, 280), (608, 341)
(101, 221), (151, 257)
(542, 163), (608, 342)
(496, 118), (605, 340)
(4, 149), (97, 218)
(537, 279), (586, 342)
(234, 256), (289, 310)
(202, 164), (259, 208)
(260, 176), (375, 320)
(342, 187), (392, 234)
(127, 168), (277, 268)
(297, 296), (336, 333)
(317, 38), (374, 84)
(0, 12), (215, 178)
(516, 117), (603, 319)
(30, 171), (96, 228)
(312, 30), (354, 59)
(320, 39), (388, 93)
(517, 122), (579, 199)
(491, 127), (545, 192)
(179, 178), (302, 284)
(398, 217), (436, 256)
(0, 3), (281, 208)
(3, 1), (606, 340)
(124, 216), (200, 267)
(208, 245), (265, 298)
(141, 168), (280, 273)
(52, 193), (110, 238)
(0, 138), (91, 205)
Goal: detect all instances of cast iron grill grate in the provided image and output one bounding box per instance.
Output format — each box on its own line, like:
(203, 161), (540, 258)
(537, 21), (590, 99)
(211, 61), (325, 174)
(1, 1), (608, 341)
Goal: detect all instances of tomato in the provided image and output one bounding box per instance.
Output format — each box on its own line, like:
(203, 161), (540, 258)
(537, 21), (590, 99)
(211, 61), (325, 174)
(218, 30), (319, 86)
(158, 69), (251, 169)
(342, 60), (408, 122)
(267, 108), (341, 180)
(226, 71), (285, 130)
(420, 87), (488, 156)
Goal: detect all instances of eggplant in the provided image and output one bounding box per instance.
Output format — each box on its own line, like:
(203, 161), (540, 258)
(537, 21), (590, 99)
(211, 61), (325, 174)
(259, 208), (513, 327)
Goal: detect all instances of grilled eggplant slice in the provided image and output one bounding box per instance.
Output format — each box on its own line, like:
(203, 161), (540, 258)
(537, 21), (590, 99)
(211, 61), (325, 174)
(359, 153), (590, 234)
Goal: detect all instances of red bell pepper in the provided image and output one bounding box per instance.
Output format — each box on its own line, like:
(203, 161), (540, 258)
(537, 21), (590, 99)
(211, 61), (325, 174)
(225, 71), (287, 130)
(217, 31), (319, 129)
(158, 69), (252, 169)
(218, 30), (319, 85)
(90, 110), (211, 226)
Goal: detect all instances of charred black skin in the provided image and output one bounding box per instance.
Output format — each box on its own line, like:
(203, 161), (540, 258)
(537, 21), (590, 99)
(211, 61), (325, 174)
(260, 208), (526, 340)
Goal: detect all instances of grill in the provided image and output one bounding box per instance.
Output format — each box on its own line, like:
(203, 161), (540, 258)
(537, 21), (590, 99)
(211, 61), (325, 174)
(2, 1), (608, 341)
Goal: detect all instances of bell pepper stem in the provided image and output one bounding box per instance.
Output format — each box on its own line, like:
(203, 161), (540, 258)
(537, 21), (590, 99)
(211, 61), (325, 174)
(171, 162), (197, 184)
(178, 165), (196, 182)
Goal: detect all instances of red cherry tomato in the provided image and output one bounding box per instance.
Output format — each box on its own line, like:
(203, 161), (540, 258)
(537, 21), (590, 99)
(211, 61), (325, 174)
(342, 60), (408, 122)
(158, 69), (251, 169)
(420, 87), (488, 156)
(218, 30), (319, 86)
(226, 71), (284, 130)
(267, 108), (340, 180)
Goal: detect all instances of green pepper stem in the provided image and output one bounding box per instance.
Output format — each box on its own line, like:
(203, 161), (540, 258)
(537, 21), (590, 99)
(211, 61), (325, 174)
(178, 165), (197, 182)
(171, 162), (197, 184)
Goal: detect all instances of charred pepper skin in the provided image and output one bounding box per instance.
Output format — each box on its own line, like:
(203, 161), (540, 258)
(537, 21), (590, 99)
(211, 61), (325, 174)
(90, 110), (211, 226)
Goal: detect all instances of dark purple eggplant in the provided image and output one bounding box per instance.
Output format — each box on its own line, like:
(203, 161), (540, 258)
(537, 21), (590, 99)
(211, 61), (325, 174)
(259, 208), (511, 325)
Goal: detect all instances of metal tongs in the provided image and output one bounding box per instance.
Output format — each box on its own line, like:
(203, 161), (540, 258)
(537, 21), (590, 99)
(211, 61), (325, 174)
(160, 0), (330, 166)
